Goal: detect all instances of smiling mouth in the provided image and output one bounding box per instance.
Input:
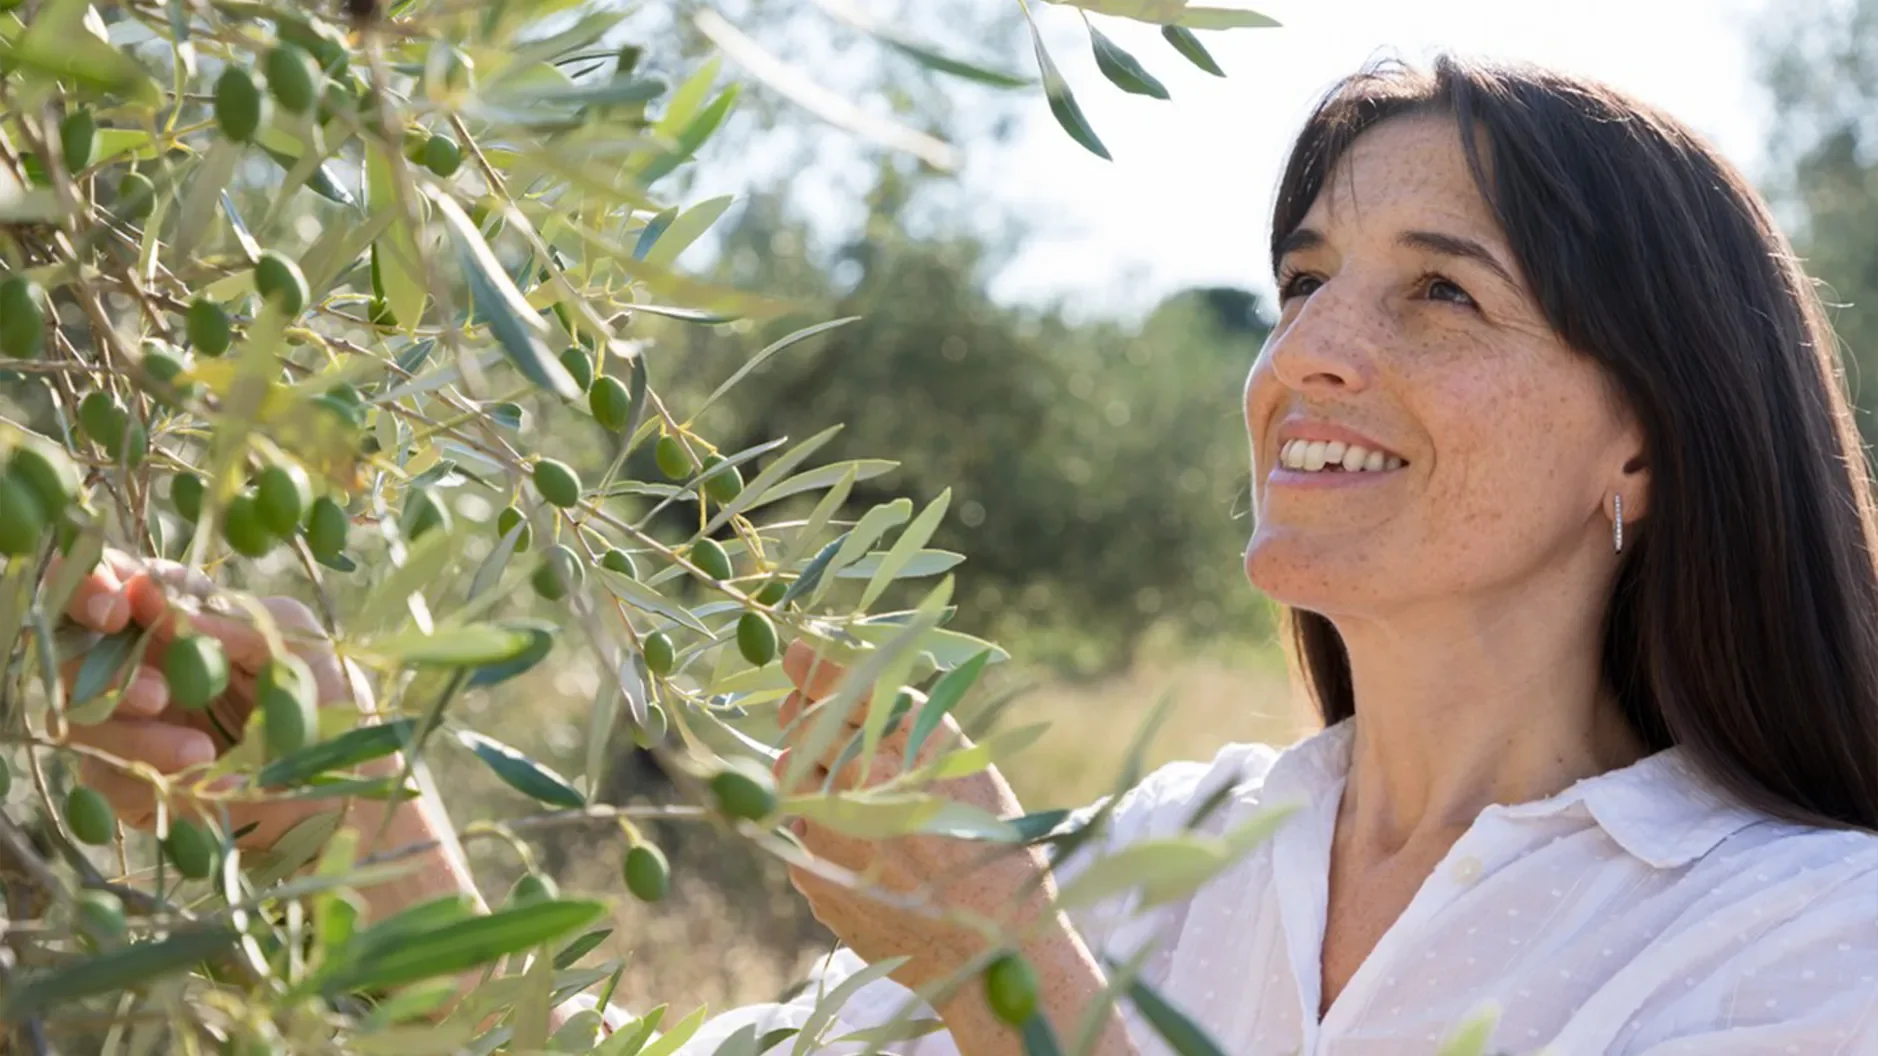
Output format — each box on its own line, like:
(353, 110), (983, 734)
(1277, 438), (1406, 474)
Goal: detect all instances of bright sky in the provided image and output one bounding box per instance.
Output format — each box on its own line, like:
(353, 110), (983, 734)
(973, 0), (1773, 316)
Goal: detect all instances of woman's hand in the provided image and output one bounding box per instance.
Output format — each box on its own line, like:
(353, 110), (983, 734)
(773, 642), (1137, 1054)
(53, 549), (369, 850)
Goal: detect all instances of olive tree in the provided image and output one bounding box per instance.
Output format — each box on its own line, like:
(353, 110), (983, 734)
(0, 1), (1426, 1053)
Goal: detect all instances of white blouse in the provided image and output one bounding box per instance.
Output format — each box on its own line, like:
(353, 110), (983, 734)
(604, 720), (1878, 1054)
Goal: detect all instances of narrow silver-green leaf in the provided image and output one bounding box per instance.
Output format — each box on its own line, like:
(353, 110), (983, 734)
(860, 488), (950, 609)
(703, 424), (843, 535)
(903, 650), (990, 767)
(429, 190), (581, 400)
(633, 206), (680, 261)
(1023, 7), (1111, 161)
(1125, 975), (1230, 1056)
(259, 719), (419, 788)
(1160, 24), (1224, 76)
(790, 955), (911, 1056)
(455, 729), (585, 808)
(366, 624), (534, 667)
(1089, 24), (1169, 98)
(807, 0), (1031, 88)
(594, 566), (714, 634)
(466, 620), (558, 688)
(1, 926), (240, 1018)
(697, 317), (858, 416)
(323, 900), (607, 995)
(641, 194), (734, 267)
(1176, 7), (1280, 29)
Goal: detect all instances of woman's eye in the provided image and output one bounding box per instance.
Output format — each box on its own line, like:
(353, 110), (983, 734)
(1423, 275), (1475, 307)
(1280, 273), (1323, 301)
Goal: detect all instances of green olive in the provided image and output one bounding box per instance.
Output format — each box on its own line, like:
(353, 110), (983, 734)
(0, 472), (46, 557)
(708, 758), (777, 822)
(653, 435), (694, 480)
(736, 611), (777, 667)
(163, 636), (229, 712)
(632, 701), (667, 748)
(623, 843), (670, 903)
(0, 276), (46, 360)
(222, 493), (276, 558)
(641, 631), (674, 677)
(253, 251), (308, 318)
(589, 375), (631, 431)
(170, 472), (206, 522)
(422, 135), (462, 178)
(264, 44), (319, 114)
(258, 656), (317, 759)
(508, 872), (558, 906)
(558, 347), (594, 393)
(8, 444), (75, 519)
(982, 952), (1040, 1026)
(186, 298), (232, 357)
(58, 108), (95, 172)
(600, 547), (637, 578)
(254, 464), (310, 537)
(689, 537), (732, 581)
(496, 505), (532, 551)
(114, 171), (156, 222)
(77, 391), (126, 451)
(700, 455), (743, 505)
(76, 889), (126, 939)
(532, 458), (581, 508)
(162, 818), (217, 880)
(305, 495), (349, 558)
(214, 66), (267, 143)
(65, 785), (116, 845)
(754, 580), (789, 607)
(531, 543), (583, 600)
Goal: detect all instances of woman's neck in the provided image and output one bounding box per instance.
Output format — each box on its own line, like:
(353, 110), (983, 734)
(1328, 576), (1649, 857)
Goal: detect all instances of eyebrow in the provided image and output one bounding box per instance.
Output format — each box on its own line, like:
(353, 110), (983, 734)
(1274, 227), (1520, 289)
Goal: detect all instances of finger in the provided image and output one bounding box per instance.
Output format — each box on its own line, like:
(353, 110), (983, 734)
(59, 651), (170, 719)
(123, 558), (216, 629)
(115, 665), (171, 719)
(68, 718), (218, 774)
(783, 641), (847, 700)
(57, 555), (130, 633)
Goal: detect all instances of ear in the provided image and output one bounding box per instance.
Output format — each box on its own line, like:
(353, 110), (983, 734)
(1609, 429), (1651, 526)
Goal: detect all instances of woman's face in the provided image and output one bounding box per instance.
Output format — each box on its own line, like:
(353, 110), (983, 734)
(1244, 114), (1643, 618)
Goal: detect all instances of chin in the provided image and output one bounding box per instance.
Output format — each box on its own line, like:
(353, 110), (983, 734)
(1243, 529), (1382, 616)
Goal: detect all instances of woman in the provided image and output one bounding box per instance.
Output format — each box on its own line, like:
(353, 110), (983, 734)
(61, 55), (1878, 1054)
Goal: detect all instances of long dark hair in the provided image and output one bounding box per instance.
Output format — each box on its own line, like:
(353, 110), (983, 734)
(1272, 56), (1878, 831)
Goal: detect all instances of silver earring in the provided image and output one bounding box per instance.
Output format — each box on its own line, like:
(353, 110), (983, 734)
(1613, 493), (1624, 554)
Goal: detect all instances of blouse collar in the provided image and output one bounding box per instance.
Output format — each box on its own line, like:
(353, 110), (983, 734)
(1258, 718), (1767, 870)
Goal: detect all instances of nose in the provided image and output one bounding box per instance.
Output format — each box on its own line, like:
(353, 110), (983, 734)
(1259, 286), (1377, 395)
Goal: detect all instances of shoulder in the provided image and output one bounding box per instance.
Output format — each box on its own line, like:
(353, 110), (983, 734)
(1074, 739), (1288, 843)
(1618, 824), (1878, 1053)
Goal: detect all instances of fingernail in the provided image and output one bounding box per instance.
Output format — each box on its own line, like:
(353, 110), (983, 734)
(86, 593), (121, 628)
(179, 736), (217, 769)
(133, 667), (170, 709)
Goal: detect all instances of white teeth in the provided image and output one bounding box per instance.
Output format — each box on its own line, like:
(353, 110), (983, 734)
(1274, 437), (1406, 473)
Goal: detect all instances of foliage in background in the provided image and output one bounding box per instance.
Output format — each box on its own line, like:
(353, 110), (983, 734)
(0, 0), (1309, 1054)
(1762, 0), (1878, 436)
